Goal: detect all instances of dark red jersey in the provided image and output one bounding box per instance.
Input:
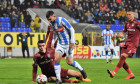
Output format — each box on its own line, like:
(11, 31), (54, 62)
(123, 19), (140, 47)
(33, 48), (55, 79)
(32, 48), (68, 82)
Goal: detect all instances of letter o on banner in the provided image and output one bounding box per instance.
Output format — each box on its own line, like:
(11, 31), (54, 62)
(75, 40), (79, 45)
(4, 34), (13, 45)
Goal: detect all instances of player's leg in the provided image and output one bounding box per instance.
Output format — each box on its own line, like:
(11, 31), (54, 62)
(26, 46), (30, 58)
(123, 61), (135, 79)
(54, 46), (64, 83)
(22, 46), (25, 58)
(54, 51), (63, 82)
(109, 44), (114, 64)
(66, 48), (87, 79)
(67, 69), (82, 79)
(107, 53), (128, 78)
(105, 50), (109, 64)
(104, 45), (109, 64)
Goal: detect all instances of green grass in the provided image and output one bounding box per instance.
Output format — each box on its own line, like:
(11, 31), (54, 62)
(0, 58), (140, 84)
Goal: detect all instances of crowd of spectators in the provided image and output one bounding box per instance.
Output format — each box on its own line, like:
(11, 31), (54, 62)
(58, 0), (140, 24)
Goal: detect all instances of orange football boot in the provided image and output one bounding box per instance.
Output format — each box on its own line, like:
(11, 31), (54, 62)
(82, 78), (91, 82)
(125, 73), (135, 79)
(107, 69), (115, 78)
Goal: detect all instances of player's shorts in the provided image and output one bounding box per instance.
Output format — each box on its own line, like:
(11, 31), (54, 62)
(104, 43), (114, 51)
(121, 45), (137, 57)
(55, 44), (74, 57)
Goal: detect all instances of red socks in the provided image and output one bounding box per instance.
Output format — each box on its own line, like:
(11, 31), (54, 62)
(114, 56), (126, 73)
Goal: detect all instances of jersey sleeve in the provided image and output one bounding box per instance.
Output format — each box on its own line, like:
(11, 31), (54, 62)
(61, 18), (75, 43)
(45, 26), (50, 42)
(101, 30), (104, 37)
(134, 20), (140, 29)
(122, 23), (127, 32)
(32, 55), (38, 82)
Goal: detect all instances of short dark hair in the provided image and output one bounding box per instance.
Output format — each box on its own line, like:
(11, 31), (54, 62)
(46, 10), (54, 19)
(37, 40), (45, 44)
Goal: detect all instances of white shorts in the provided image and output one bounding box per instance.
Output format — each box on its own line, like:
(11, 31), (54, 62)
(55, 44), (74, 57)
(104, 44), (114, 51)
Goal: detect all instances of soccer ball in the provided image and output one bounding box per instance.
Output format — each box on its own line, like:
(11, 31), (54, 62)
(37, 74), (47, 84)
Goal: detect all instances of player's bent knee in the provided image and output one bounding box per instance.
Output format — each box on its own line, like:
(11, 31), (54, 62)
(121, 53), (129, 58)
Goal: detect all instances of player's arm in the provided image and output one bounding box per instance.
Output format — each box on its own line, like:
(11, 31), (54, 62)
(26, 32), (30, 37)
(45, 25), (50, 42)
(61, 17), (75, 48)
(100, 30), (104, 44)
(51, 31), (58, 49)
(112, 32), (125, 40)
(112, 23), (127, 40)
(32, 56), (38, 82)
(134, 20), (140, 29)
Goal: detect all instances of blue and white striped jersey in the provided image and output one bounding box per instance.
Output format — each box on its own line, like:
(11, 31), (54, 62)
(51, 17), (75, 45)
(101, 29), (113, 45)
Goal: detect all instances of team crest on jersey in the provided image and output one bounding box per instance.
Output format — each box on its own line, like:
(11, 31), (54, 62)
(132, 23), (134, 27)
(128, 50), (131, 53)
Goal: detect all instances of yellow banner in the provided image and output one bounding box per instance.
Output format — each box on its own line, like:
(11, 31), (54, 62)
(0, 32), (82, 47)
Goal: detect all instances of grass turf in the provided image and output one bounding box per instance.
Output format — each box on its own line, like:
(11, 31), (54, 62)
(0, 58), (140, 84)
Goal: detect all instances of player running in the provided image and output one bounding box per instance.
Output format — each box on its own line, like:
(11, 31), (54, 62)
(32, 40), (91, 83)
(46, 10), (87, 84)
(107, 10), (140, 79)
(101, 24), (114, 64)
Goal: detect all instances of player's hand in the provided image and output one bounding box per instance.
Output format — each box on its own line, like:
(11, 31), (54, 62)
(112, 35), (116, 40)
(51, 44), (54, 49)
(70, 43), (75, 49)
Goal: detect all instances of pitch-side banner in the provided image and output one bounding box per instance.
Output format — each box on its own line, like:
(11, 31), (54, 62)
(73, 46), (120, 59)
(0, 32), (82, 47)
(90, 46), (120, 59)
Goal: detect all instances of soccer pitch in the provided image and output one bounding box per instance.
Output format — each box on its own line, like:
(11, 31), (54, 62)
(0, 58), (140, 84)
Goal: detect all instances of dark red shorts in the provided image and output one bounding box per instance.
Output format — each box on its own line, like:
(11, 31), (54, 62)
(61, 68), (68, 78)
(121, 45), (137, 57)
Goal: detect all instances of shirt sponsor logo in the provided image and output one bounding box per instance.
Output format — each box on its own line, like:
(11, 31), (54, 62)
(55, 26), (64, 32)
(105, 34), (111, 36)
(40, 59), (53, 64)
(127, 29), (135, 31)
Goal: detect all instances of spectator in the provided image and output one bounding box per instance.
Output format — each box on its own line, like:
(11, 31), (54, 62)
(20, 2), (27, 11)
(119, 14), (127, 24)
(45, 2), (50, 8)
(0, 7), (5, 17)
(88, 12), (94, 24)
(40, 2), (45, 8)
(82, 33), (88, 46)
(79, 16), (85, 23)
(34, 15), (41, 32)
(10, 11), (18, 28)
(121, 8), (127, 16)
(24, 11), (32, 28)
(18, 32), (30, 58)
(50, 1), (57, 8)
(110, 13), (115, 24)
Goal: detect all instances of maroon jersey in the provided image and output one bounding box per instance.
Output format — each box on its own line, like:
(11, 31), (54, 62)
(33, 48), (55, 80)
(32, 48), (68, 82)
(123, 19), (140, 47)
